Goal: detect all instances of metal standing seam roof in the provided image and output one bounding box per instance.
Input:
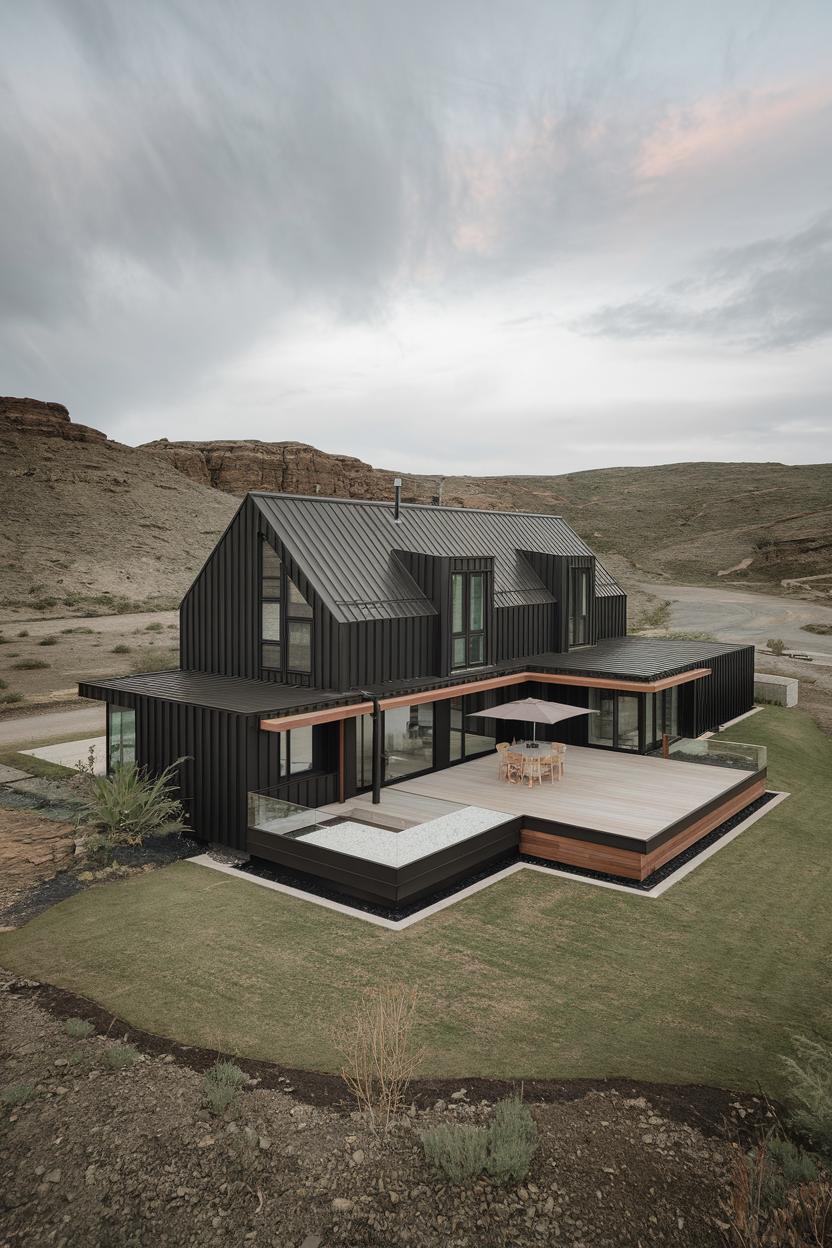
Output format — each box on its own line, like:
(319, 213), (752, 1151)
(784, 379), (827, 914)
(78, 670), (351, 715)
(251, 493), (624, 624)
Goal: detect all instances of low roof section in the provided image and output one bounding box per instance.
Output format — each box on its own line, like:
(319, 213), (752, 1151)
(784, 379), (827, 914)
(78, 669), (354, 717)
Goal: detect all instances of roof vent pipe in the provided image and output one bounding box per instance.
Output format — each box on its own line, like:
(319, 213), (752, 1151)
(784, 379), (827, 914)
(393, 477), (402, 521)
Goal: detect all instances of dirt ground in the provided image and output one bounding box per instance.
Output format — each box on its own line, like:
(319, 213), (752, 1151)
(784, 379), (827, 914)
(0, 611), (179, 706)
(0, 978), (760, 1248)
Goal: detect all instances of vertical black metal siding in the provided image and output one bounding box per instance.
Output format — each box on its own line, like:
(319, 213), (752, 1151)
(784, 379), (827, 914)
(180, 496), (341, 690)
(594, 593), (627, 642)
(680, 645), (755, 735)
(495, 604), (554, 661)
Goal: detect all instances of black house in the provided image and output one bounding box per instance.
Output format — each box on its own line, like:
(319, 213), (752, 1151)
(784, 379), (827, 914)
(80, 491), (756, 855)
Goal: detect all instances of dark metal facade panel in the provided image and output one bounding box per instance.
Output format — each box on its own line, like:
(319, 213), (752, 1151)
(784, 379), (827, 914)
(679, 645), (756, 735)
(594, 593), (627, 642)
(180, 495), (345, 689)
(495, 604), (555, 662)
(250, 493), (622, 622)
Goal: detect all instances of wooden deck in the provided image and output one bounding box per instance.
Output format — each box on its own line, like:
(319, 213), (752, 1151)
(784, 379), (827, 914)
(385, 747), (756, 845)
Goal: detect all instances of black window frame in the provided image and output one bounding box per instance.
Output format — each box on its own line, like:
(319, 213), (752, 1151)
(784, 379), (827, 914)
(260, 537), (313, 677)
(450, 571), (487, 672)
(568, 566), (592, 648)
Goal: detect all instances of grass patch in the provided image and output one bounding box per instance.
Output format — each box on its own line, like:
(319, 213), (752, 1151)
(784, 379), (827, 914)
(61, 626), (96, 635)
(10, 659), (50, 670)
(112, 644), (131, 654)
(1, 1082), (35, 1107)
(64, 1017), (95, 1039)
(802, 623), (832, 637)
(144, 622), (164, 633)
(0, 708), (829, 1094)
(633, 598), (672, 631)
(103, 1043), (141, 1070)
(37, 635), (59, 646)
(129, 647), (178, 674)
(0, 692), (24, 705)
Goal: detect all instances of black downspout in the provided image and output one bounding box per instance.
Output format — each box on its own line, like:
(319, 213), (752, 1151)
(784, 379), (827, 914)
(353, 689), (384, 804)
(371, 697), (383, 804)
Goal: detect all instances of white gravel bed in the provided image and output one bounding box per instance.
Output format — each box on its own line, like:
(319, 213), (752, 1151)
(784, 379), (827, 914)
(298, 805), (511, 866)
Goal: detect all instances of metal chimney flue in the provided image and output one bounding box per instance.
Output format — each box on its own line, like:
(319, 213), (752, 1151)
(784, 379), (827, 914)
(393, 477), (402, 521)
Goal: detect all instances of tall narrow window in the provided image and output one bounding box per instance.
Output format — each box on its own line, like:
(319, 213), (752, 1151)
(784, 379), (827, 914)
(286, 578), (312, 673)
(450, 572), (487, 671)
(260, 539), (314, 677)
(568, 567), (591, 647)
(261, 543), (282, 670)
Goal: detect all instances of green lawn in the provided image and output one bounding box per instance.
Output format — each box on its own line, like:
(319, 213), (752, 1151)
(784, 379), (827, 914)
(2, 705), (830, 1093)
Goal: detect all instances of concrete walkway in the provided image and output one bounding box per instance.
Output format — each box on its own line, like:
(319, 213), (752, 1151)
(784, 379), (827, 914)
(0, 706), (105, 749)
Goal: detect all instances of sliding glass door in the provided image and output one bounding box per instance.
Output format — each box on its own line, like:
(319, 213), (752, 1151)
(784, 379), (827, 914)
(587, 689), (642, 752)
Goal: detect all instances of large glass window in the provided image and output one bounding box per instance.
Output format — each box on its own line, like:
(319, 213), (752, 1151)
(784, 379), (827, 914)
(588, 689), (615, 747)
(450, 572), (487, 671)
(617, 693), (640, 751)
(450, 695), (495, 762)
(261, 540), (313, 676)
(107, 703), (136, 771)
(287, 726), (314, 774)
(355, 713), (374, 790)
(646, 687), (680, 748)
(384, 704), (434, 782)
(568, 567), (591, 647)
(588, 689), (638, 751)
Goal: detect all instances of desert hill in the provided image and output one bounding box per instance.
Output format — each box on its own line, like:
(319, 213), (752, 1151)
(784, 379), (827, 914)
(0, 398), (237, 611)
(2, 399), (830, 617)
(144, 436), (832, 599)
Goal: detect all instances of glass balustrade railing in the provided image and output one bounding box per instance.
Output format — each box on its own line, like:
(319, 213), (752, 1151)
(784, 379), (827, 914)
(667, 738), (766, 772)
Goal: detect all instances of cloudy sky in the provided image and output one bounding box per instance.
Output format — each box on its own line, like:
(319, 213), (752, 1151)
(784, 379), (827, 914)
(2, 1), (831, 474)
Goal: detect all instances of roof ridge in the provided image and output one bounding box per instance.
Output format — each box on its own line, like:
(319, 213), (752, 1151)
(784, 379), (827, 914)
(248, 490), (566, 521)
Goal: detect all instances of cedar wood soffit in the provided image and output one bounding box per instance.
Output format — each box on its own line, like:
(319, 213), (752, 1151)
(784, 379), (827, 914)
(259, 667), (713, 734)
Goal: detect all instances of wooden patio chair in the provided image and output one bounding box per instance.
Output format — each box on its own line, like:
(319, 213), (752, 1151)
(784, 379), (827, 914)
(505, 750), (524, 784)
(495, 742), (510, 780)
(540, 750), (564, 783)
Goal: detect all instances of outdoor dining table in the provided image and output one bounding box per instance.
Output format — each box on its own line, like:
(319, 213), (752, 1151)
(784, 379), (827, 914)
(504, 741), (564, 786)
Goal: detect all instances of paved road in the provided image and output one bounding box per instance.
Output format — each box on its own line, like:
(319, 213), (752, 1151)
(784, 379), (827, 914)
(638, 582), (832, 664)
(0, 705), (105, 749)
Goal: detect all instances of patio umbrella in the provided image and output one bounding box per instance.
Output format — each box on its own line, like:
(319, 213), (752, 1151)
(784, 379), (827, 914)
(468, 696), (596, 743)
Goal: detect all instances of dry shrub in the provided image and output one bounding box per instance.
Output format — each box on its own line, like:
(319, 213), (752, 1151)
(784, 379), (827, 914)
(337, 984), (422, 1134)
(724, 1141), (832, 1247)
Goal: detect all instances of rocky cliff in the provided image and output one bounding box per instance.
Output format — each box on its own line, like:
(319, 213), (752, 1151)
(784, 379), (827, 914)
(0, 396), (107, 443)
(141, 438), (405, 499)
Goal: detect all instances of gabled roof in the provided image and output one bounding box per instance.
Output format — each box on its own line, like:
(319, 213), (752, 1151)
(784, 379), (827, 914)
(251, 493), (624, 624)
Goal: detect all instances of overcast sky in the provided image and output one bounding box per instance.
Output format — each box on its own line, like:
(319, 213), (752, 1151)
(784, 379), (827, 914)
(2, 1), (831, 474)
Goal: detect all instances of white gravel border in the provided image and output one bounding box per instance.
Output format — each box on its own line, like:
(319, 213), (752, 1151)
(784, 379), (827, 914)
(186, 789), (788, 928)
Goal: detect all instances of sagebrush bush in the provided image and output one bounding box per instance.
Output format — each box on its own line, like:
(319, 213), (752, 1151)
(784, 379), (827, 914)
(422, 1097), (538, 1185)
(104, 1043), (141, 1070)
(207, 1060), (248, 1089)
(144, 622), (164, 632)
(64, 1017), (95, 1039)
(0, 677), (7, 688)
(422, 1122), (489, 1183)
(37, 636), (58, 646)
(1, 1082), (34, 1107)
(202, 1061), (247, 1116)
(204, 1082), (237, 1117)
(782, 1035), (832, 1160)
(767, 638), (786, 655)
(112, 644), (131, 654)
(79, 760), (185, 848)
(0, 692), (23, 704)
(760, 1136), (818, 1209)
(12, 659), (50, 670)
(484, 1096), (538, 1182)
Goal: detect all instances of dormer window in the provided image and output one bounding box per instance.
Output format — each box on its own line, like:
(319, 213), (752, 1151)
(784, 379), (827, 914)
(451, 571), (486, 670)
(261, 539), (313, 675)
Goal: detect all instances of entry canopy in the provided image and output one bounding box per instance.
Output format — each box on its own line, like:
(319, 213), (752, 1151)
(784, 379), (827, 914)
(468, 696), (597, 742)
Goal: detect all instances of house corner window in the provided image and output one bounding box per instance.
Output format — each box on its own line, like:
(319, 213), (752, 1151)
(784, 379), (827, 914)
(261, 540), (313, 675)
(451, 572), (487, 671)
(108, 703), (136, 772)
